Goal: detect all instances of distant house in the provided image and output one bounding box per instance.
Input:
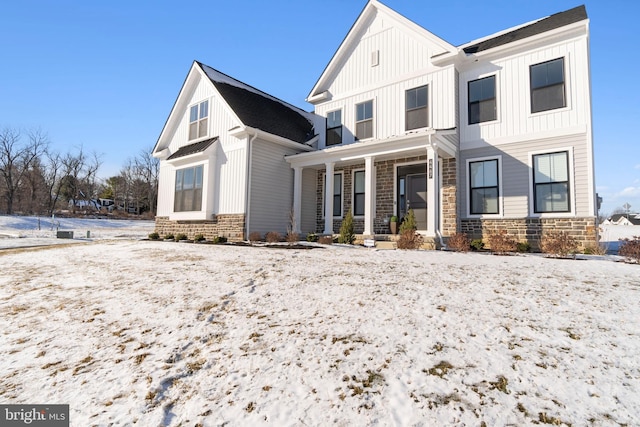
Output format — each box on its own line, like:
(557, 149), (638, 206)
(153, 1), (597, 249)
(603, 214), (640, 226)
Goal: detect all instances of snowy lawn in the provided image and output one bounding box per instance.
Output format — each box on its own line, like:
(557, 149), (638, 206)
(1, 224), (639, 426)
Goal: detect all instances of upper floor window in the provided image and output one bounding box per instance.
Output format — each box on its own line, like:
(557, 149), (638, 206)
(530, 58), (565, 113)
(406, 85), (428, 130)
(468, 76), (496, 124)
(533, 151), (570, 213)
(355, 100), (373, 140)
(353, 170), (365, 216)
(469, 158), (499, 214)
(326, 110), (342, 146)
(189, 100), (209, 140)
(174, 165), (203, 212)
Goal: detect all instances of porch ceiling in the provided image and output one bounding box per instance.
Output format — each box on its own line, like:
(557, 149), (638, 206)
(285, 128), (458, 169)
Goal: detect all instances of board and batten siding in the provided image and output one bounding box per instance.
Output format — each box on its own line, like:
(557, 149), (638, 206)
(315, 66), (455, 148)
(459, 36), (591, 146)
(459, 132), (592, 219)
(248, 140), (300, 236)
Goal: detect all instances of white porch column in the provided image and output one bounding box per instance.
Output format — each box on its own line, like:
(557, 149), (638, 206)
(363, 156), (375, 236)
(323, 162), (335, 235)
(426, 145), (438, 237)
(292, 166), (302, 234)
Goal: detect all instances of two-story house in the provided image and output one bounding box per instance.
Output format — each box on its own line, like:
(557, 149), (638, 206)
(153, 1), (597, 250)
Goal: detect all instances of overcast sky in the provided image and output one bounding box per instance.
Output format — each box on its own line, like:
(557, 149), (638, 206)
(1, 0), (638, 214)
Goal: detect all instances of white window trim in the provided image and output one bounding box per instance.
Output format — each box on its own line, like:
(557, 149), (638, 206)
(528, 147), (575, 218)
(465, 73), (500, 127)
(188, 98), (210, 142)
(465, 155), (503, 219)
(325, 108), (343, 148)
(170, 159), (209, 221)
(321, 170), (344, 219)
(352, 168), (366, 218)
(526, 54), (572, 118)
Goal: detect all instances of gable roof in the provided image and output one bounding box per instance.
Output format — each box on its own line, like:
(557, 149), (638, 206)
(167, 137), (217, 160)
(609, 214), (640, 226)
(198, 63), (314, 144)
(462, 5), (587, 54)
(307, 0), (456, 102)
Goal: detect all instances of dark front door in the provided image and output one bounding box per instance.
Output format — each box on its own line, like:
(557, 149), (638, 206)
(397, 164), (427, 230)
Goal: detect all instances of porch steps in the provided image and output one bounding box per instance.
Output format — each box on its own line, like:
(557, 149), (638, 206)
(354, 234), (438, 250)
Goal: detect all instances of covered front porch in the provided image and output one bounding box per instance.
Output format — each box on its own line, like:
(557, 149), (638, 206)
(285, 129), (459, 240)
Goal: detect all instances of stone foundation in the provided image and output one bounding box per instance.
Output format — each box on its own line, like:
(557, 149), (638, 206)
(154, 215), (246, 242)
(460, 217), (598, 251)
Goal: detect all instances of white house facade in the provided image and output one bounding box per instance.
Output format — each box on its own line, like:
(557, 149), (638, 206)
(153, 1), (597, 250)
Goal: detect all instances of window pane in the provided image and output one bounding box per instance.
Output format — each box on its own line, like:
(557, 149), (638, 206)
(416, 86), (427, 107)
(327, 110), (341, 128)
(355, 171), (365, 193)
(327, 127), (342, 146)
(357, 101), (372, 121)
(193, 188), (203, 211)
(531, 63), (548, 89)
(534, 152), (567, 183)
(532, 85), (565, 113)
(356, 120), (373, 139)
(354, 193), (365, 216)
(183, 168), (194, 190)
(546, 59), (564, 85)
(470, 160), (497, 187)
(175, 170), (183, 191)
(407, 107), (428, 130)
(469, 102), (480, 125)
(200, 100), (208, 119)
(333, 195), (341, 217)
(189, 122), (198, 140)
(479, 99), (496, 122)
(190, 105), (198, 122)
(333, 174), (342, 195)
(199, 118), (208, 137)
(471, 188), (498, 214)
(195, 165), (203, 188)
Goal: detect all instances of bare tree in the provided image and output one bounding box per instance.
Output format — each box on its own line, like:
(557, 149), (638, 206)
(59, 146), (102, 213)
(42, 150), (64, 216)
(133, 146), (159, 215)
(0, 128), (48, 214)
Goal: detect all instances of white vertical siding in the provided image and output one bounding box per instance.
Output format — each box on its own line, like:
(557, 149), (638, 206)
(459, 36), (591, 145)
(217, 144), (247, 214)
(248, 140), (300, 235)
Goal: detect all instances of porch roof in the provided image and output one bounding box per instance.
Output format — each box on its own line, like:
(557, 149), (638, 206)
(285, 128), (458, 169)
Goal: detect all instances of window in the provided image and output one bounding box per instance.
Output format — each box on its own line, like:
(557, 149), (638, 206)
(353, 170), (365, 216)
(469, 159), (499, 214)
(189, 100), (209, 140)
(406, 85), (428, 130)
(332, 173), (342, 217)
(174, 165), (203, 212)
(533, 151), (570, 213)
(530, 58), (565, 113)
(326, 110), (342, 146)
(468, 76), (496, 124)
(356, 100), (373, 140)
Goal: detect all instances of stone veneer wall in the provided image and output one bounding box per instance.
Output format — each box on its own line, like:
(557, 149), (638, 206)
(154, 215), (246, 242)
(315, 155), (428, 235)
(440, 158), (457, 237)
(460, 217), (598, 251)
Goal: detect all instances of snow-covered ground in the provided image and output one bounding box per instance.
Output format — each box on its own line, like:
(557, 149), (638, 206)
(0, 217), (639, 426)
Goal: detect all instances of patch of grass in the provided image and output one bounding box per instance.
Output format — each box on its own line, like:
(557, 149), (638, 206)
(245, 401), (255, 413)
(489, 375), (509, 394)
(424, 361), (454, 378)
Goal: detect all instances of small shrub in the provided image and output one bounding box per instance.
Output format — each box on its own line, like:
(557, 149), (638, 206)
(540, 231), (579, 258)
(265, 231), (282, 243)
(583, 244), (607, 255)
(516, 241), (531, 253)
(447, 232), (470, 252)
(212, 236), (227, 244)
(175, 233), (188, 241)
(618, 236), (640, 263)
(306, 233), (319, 242)
(286, 232), (300, 244)
(470, 239), (485, 251)
(399, 209), (417, 233)
(487, 230), (518, 255)
(338, 210), (355, 244)
(248, 231), (262, 242)
(148, 232), (160, 240)
(396, 229), (424, 250)
(318, 235), (333, 245)
(164, 233), (174, 241)
(194, 234), (205, 242)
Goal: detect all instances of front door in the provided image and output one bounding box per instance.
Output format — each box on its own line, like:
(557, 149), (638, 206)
(397, 164), (427, 230)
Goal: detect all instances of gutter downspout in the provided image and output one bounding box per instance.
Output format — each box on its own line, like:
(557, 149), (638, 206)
(245, 131), (258, 241)
(429, 134), (447, 250)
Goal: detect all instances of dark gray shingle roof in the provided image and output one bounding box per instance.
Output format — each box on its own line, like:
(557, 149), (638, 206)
(463, 5), (587, 54)
(167, 137), (217, 160)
